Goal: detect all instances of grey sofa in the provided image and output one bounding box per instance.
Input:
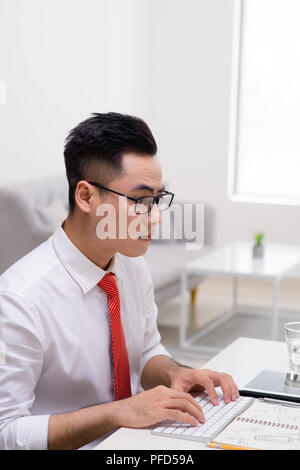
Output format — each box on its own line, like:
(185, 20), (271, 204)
(0, 176), (214, 307)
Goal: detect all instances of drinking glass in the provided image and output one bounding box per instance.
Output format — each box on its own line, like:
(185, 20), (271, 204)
(284, 322), (300, 373)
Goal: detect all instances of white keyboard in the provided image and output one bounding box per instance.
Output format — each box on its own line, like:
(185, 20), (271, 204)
(151, 392), (253, 443)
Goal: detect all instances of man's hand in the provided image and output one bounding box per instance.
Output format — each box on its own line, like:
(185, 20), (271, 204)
(169, 367), (240, 406)
(112, 365), (240, 430)
(112, 385), (206, 429)
(141, 355), (240, 406)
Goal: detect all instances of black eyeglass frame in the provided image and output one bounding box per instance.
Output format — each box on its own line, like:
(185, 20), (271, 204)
(87, 181), (175, 214)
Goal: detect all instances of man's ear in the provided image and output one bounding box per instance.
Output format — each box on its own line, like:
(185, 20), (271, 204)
(74, 181), (97, 214)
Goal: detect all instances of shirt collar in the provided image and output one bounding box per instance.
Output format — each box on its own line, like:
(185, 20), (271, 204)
(52, 224), (124, 294)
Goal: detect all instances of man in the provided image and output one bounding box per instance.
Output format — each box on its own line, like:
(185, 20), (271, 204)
(0, 113), (239, 450)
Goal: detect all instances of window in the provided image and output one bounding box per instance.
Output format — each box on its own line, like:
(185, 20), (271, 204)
(228, 0), (300, 205)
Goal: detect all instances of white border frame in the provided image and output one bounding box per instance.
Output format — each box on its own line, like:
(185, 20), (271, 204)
(227, 0), (300, 207)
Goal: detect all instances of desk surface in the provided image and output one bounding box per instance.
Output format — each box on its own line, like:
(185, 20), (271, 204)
(94, 337), (288, 450)
(185, 242), (300, 278)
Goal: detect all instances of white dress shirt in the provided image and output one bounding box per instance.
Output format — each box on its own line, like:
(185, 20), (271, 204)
(0, 224), (171, 450)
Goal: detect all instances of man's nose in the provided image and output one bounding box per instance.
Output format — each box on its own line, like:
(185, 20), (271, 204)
(149, 202), (161, 225)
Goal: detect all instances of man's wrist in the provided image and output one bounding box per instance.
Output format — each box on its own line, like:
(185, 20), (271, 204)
(141, 355), (193, 390)
(163, 358), (192, 387)
(101, 400), (123, 429)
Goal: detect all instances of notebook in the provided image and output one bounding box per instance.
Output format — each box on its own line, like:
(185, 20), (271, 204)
(211, 399), (300, 450)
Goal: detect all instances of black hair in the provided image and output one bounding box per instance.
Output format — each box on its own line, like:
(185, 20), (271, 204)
(64, 112), (157, 212)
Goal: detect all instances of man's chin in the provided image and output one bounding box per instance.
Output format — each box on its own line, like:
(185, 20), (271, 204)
(117, 238), (152, 257)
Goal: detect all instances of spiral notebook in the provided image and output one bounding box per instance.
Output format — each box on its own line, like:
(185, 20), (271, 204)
(211, 399), (300, 450)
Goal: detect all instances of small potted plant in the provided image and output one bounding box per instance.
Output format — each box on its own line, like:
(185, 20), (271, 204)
(253, 232), (264, 258)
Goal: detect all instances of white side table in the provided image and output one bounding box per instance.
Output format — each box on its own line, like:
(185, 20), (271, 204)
(180, 242), (300, 357)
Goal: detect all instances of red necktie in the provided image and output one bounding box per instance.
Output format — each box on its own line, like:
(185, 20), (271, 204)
(98, 272), (132, 400)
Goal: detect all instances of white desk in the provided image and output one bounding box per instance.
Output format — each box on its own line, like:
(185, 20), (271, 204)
(180, 242), (300, 357)
(94, 337), (289, 450)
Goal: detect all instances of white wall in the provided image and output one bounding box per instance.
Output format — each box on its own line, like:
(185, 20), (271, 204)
(0, 0), (152, 184)
(0, 0), (107, 183)
(146, 0), (300, 253)
(1, 0), (300, 258)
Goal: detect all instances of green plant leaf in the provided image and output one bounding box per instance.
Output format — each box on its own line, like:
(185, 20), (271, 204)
(254, 232), (264, 245)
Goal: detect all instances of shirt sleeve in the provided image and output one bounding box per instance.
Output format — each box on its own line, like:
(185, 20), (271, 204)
(0, 292), (50, 450)
(138, 259), (172, 377)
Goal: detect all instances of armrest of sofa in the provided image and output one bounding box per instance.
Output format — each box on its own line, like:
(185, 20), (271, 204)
(0, 176), (68, 273)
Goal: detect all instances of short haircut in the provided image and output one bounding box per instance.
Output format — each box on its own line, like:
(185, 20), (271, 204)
(64, 112), (157, 212)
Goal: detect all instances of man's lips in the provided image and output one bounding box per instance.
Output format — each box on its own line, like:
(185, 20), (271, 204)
(139, 235), (152, 241)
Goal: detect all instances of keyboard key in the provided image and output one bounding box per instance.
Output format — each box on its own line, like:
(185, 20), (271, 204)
(172, 426), (187, 435)
(181, 426), (198, 436)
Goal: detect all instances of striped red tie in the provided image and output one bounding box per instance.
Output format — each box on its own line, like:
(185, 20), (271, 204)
(98, 272), (132, 400)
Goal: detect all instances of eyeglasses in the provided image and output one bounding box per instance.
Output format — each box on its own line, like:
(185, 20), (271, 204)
(88, 181), (175, 214)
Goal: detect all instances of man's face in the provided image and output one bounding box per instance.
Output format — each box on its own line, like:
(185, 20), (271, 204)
(92, 153), (163, 257)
